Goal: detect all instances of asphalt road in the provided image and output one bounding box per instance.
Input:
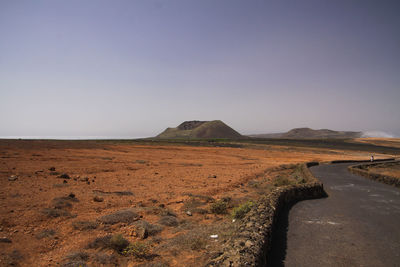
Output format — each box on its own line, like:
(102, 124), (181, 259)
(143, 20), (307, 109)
(268, 162), (400, 267)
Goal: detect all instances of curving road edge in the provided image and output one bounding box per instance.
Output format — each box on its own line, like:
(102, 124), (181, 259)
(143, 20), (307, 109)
(271, 162), (400, 267)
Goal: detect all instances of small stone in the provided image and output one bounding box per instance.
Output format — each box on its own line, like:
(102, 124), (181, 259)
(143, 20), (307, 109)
(0, 237), (12, 243)
(80, 177), (89, 182)
(208, 175), (217, 178)
(186, 211), (192, 216)
(8, 175), (18, 181)
(131, 226), (148, 239)
(246, 222), (253, 228)
(0, 237), (11, 243)
(93, 196), (104, 202)
(58, 173), (70, 179)
(49, 167), (56, 171)
(245, 240), (254, 248)
(63, 180), (68, 184)
(210, 234), (218, 239)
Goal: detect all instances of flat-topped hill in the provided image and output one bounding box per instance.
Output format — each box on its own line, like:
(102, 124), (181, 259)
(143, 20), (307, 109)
(156, 120), (243, 139)
(250, 127), (362, 139)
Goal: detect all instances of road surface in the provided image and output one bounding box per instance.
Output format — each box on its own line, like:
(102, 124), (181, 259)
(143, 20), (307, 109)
(268, 162), (400, 267)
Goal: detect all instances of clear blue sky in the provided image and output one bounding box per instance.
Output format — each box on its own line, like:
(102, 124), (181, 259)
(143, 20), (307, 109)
(1, 0), (399, 138)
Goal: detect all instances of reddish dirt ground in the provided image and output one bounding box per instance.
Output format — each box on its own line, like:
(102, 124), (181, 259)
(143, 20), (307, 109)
(0, 140), (383, 266)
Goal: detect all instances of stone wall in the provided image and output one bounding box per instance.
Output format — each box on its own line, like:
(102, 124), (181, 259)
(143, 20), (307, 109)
(206, 163), (326, 267)
(348, 162), (400, 188)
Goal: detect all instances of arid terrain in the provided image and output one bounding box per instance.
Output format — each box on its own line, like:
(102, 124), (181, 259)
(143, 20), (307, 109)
(362, 161), (400, 178)
(0, 139), (397, 266)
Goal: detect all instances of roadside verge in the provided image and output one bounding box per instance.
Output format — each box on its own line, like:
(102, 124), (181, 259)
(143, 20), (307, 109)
(206, 162), (326, 266)
(348, 161), (400, 188)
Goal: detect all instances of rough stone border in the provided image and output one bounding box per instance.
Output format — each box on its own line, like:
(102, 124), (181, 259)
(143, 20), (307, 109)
(348, 161), (400, 188)
(331, 158), (394, 164)
(206, 162), (326, 267)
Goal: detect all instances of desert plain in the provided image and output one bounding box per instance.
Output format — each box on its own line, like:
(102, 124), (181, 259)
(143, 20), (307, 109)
(0, 139), (397, 266)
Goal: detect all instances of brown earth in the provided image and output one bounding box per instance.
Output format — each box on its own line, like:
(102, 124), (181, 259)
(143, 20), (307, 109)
(355, 137), (400, 149)
(0, 140), (386, 266)
(364, 161), (400, 178)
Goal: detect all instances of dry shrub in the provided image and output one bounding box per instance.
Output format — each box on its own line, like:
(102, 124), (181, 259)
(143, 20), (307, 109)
(158, 216), (178, 227)
(93, 253), (118, 265)
(122, 242), (150, 258)
(210, 199), (228, 214)
(42, 208), (74, 218)
(87, 234), (129, 253)
(63, 251), (89, 267)
(36, 229), (56, 239)
(97, 209), (140, 224)
(232, 201), (254, 219)
(132, 220), (163, 236)
(72, 220), (98, 231)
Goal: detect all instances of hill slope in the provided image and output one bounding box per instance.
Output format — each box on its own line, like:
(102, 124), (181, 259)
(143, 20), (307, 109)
(156, 120), (243, 139)
(249, 127), (362, 139)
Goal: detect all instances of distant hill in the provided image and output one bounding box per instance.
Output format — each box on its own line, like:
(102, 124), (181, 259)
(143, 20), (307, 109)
(156, 120), (244, 139)
(249, 127), (362, 139)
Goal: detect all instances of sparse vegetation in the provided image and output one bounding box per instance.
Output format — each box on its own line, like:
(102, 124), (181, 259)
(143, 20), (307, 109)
(3, 136), (390, 266)
(93, 253), (117, 265)
(232, 201), (254, 219)
(110, 234), (130, 252)
(65, 251), (89, 262)
(97, 209), (140, 224)
(132, 220), (163, 236)
(72, 220), (98, 231)
(87, 234), (130, 253)
(36, 229), (56, 239)
(210, 199), (228, 214)
(158, 215), (179, 227)
(273, 176), (294, 187)
(122, 242), (150, 258)
(189, 237), (207, 250)
(42, 208), (74, 218)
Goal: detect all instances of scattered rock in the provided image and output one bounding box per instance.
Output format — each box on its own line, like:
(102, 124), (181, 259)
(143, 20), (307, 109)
(132, 220), (163, 236)
(186, 211), (192, 216)
(63, 180), (68, 184)
(0, 237), (12, 243)
(208, 175), (217, 178)
(59, 173), (70, 179)
(49, 167), (56, 171)
(130, 225), (148, 239)
(8, 175), (18, 181)
(245, 240), (253, 248)
(92, 190), (134, 196)
(113, 191), (133, 196)
(93, 196), (104, 202)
